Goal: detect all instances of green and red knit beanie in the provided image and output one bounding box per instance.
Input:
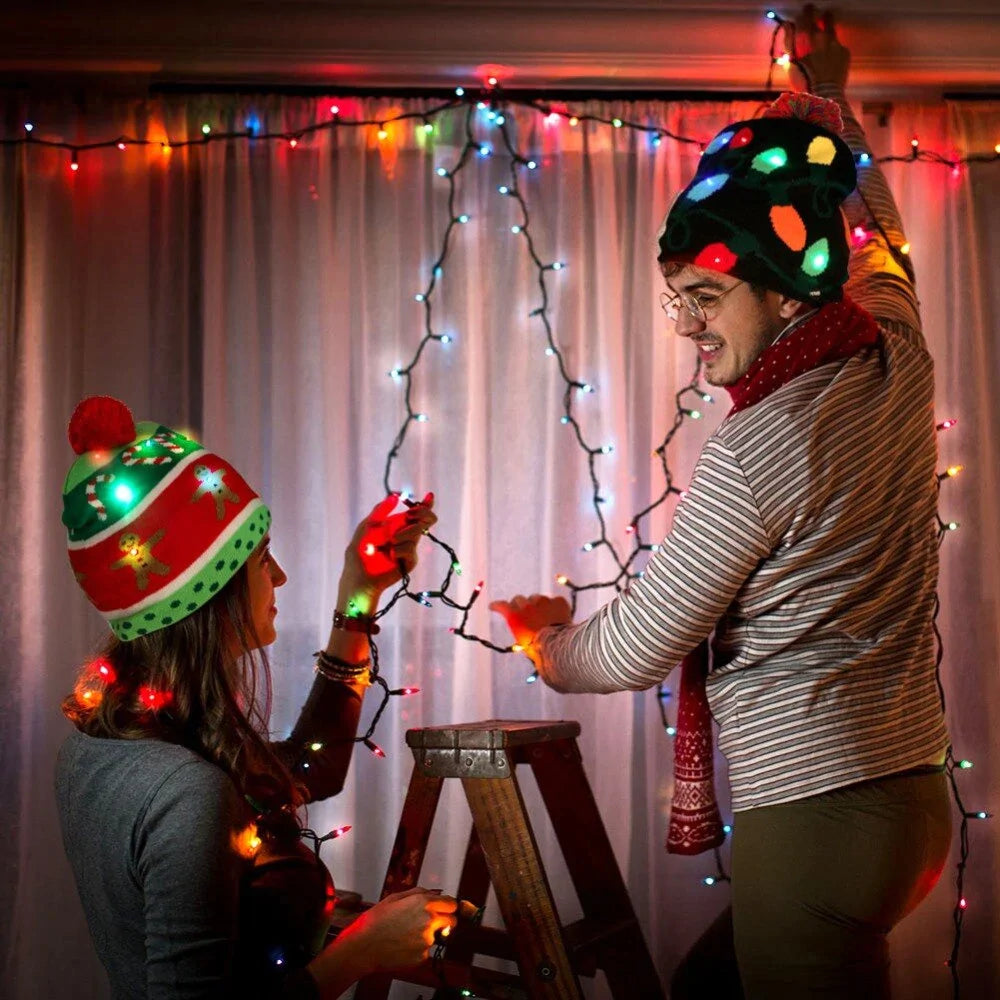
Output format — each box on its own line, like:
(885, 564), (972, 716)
(63, 396), (271, 641)
(658, 92), (856, 302)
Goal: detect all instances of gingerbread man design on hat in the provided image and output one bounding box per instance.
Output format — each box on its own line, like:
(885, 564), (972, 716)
(191, 465), (241, 519)
(111, 529), (170, 591)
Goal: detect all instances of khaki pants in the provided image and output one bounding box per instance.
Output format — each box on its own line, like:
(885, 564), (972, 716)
(671, 768), (952, 999)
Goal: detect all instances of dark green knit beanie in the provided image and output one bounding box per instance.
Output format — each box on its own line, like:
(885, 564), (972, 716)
(658, 92), (856, 303)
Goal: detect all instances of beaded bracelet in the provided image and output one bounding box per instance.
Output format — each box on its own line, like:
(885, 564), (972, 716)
(314, 650), (372, 683)
(332, 610), (380, 636)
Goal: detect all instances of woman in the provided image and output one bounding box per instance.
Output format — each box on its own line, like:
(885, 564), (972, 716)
(55, 395), (456, 999)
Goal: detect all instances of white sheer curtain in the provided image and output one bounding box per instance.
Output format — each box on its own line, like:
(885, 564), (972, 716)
(1, 90), (997, 999)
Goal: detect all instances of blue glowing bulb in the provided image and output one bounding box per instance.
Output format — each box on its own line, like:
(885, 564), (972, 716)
(666, 726), (677, 736)
(415, 293), (425, 302)
(582, 542), (594, 552)
(458, 214), (470, 223)
(601, 444), (614, 454)
(581, 383), (594, 393)
(560, 416), (570, 425)
(612, 118), (623, 128)
(686, 173), (730, 202)
(455, 86), (465, 96)
(527, 159), (538, 170)
(526, 672), (539, 684)
(766, 9), (777, 19)
(24, 122), (34, 132)
(723, 824), (733, 834)
(858, 152), (871, 164)
(114, 483), (135, 503)
(552, 261), (565, 270)
(495, 115), (506, 125)
(486, 110), (497, 121)
(511, 225), (521, 234)
(415, 413), (428, 422)
(441, 334), (453, 344)
(436, 167), (448, 177)
(498, 184), (509, 195)
(545, 347), (555, 356)
(478, 143), (492, 157)
(434, 265), (443, 277)
(703, 876), (716, 886)
(476, 101), (486, 110)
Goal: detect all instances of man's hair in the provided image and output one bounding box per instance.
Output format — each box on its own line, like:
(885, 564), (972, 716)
(63, 563), (302, 814)
(660, 260), (768, 301)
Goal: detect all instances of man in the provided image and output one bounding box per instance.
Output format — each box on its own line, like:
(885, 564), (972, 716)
(490, 8), (951, 998)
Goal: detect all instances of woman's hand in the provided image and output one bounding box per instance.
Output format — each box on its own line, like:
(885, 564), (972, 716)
(307, 887), (457, 993)
(339, 493), (437, 612)
(347, 888), (458, 971)
(488, 593), (573, 661)
(785, 4), (850, 92)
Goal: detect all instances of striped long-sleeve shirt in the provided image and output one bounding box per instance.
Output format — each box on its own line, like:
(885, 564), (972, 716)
(534, 86), (949, 811)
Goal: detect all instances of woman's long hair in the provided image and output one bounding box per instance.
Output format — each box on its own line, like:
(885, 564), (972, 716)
(62, 564), (301, 815)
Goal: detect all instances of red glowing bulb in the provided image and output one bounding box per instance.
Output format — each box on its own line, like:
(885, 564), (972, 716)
(138, 686), (173, 711)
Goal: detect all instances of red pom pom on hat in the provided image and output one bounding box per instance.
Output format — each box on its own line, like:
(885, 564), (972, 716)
(68, 396), (137, 455)
(762, 92), (844, 135)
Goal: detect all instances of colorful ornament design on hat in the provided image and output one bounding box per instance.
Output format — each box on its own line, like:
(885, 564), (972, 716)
(801, 238), (831, 276)
(807, 135), (838, 166)
(704, 130), (734, 155)
(770, 205), (807, 252)
(693, 242), (739, 273)
(751, 147), (789, 174)
(731, 127), (754, 148)
(686, 174), (730, 202)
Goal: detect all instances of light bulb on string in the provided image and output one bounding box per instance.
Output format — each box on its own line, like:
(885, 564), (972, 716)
(569, 116), (579, 127)
(202, 124), (211, 136)
(364, 738), (385, 758)
(958, 759), (974, 769)
(330, 104), (340, 116)
(455, 86), (465, 97)
(117, 141), (126, 151)
(24, 122), (34, 132)
(70, 150), (79, 172)
(776, 53), (791, 69)
(937, 418), (957, 431)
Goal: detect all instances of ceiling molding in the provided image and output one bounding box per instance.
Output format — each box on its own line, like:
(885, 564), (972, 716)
(2, 2), (998, 98)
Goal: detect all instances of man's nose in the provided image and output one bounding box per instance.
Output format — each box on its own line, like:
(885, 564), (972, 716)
(673, 308), (705, 338)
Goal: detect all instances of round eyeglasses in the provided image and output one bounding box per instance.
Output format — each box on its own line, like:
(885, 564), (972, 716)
(660, 280), (745, 325)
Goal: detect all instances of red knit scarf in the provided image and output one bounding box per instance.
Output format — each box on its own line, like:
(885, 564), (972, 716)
(666, 296), (880, 856)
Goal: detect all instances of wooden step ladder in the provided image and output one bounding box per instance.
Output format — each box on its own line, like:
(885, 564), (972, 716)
(354, 720), (665, 1000)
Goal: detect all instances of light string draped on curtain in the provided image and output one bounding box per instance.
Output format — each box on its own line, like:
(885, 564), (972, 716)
(1, 91), (997, 999)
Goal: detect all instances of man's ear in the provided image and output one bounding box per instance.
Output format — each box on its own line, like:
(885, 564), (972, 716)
(777, 294), (808, 320)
